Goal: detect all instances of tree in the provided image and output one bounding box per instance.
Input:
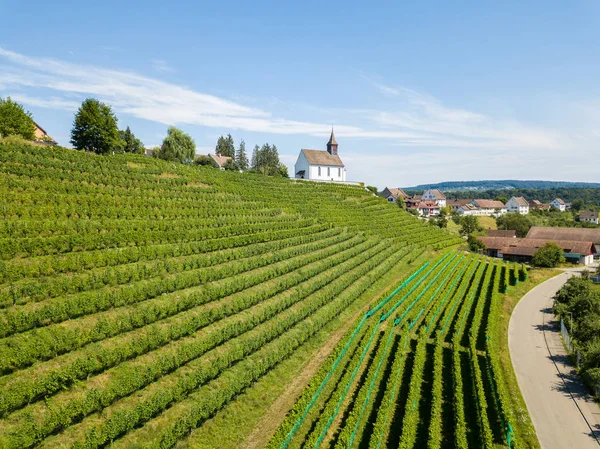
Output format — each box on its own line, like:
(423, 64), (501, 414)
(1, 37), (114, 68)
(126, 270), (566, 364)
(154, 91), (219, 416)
(71, 98), (121, 154)
(277, 163), (289, 178)
(0, 97), (35, 140)
(155, 126), (196, 163)
(494, 196), (509, 204)
(496, 212), (533, 237)
(195, 155), (218, 168)
(531, 242), (565, 267)
(572, 199), (585, 213)
(397, 196), (406, 210)
(460, 215), (483, 236)
(223, 158), (240, 171)
(468, 234), (486, 252)
(215, 134), (235, 157)
(236, 139), (249, 171)
(366, 186), (378, 194)
(118, 126), (144, 154)
(251, 142), (281, 176)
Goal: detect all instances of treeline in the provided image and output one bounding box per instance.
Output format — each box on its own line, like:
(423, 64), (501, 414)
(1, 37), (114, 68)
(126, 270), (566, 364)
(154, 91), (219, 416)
(199, 133), (288, 177)
(439, 188), (600, 208)
(405, 180), (600, 191)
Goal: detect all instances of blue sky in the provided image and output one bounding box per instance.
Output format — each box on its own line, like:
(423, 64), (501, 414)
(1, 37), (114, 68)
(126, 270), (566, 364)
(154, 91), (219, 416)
(1, 1), (599, 187)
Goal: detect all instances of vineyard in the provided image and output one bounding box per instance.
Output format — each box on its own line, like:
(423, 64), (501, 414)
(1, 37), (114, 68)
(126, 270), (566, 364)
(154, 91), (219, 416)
(0, 141), (465, 448)
(268, 254), (529, 449)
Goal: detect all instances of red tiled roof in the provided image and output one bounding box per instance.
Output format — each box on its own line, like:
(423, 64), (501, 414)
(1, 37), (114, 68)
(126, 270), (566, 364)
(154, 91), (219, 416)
(510, 197), (529, 207)
(487, 230), (517, 238)
(526, 226), (600, 243)
(478, 236), (596, 256)
(473, 199), (505, 209)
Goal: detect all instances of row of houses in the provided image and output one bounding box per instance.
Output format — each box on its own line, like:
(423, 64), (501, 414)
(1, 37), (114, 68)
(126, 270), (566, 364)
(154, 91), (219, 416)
(381, 187), (598, 223)
(478, 227), (600, 265)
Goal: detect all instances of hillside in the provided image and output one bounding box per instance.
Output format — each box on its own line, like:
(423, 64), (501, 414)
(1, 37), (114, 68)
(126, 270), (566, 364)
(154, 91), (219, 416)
(404, 179), (600, 191)
(0, 142), (462, 448)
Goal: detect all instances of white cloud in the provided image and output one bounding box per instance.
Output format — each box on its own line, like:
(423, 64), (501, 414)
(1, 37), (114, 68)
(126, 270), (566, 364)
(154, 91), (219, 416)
(0, 47), (562, 152)
(150, 59), (174, 73)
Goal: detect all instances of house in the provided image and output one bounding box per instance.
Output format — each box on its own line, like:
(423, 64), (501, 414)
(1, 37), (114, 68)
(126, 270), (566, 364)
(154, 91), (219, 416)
(478, 236), (596, 265)
(32, 121), (57, 145)
(294, 130), (346, 182)
(447, 199), (473, 211)
(422, 189), (446, 207)
(457, 203), (480, 216)
(526, 226), (600, 255)
(417, 201), (440, 216)
(550, 198), (566, 212)
(579, 211), (599, 225)
(405, 195), (422, 209)
(529, 200), (550, 211)
(487, 230), (517, 238)
(381, 187), (408, 203)
(209, 154), (233, 169)
(506, 197), (529, 215)
(471, 199), (507, 216)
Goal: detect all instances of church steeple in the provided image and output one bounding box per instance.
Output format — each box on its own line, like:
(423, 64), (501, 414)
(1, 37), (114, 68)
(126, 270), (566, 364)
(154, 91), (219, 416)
(326, 128), (338, 156)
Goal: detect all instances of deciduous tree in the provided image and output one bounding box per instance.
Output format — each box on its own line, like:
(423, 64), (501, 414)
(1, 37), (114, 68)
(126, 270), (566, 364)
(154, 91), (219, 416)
(71, 98), (121, 154)
(155, 126), (196, 163)
(0, 97), (35, 140)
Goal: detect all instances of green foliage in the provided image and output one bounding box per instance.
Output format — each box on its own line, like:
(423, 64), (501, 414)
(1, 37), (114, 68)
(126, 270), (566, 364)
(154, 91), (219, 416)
(366, 185), (378, 194)
(155, 126), (196, 163)
(0, 97), (35, 140)
(194, 154), (219, 168)
(236, 139), (249, 171)
(277, 162), (289, 178)
(460, 215), (483, 236)
(215, 133), (235, 157)
(531, 242), (565, 267)
(71, 98), (121, 154)
(250, 143), (282, 176)
(117, 126), (144, 154)
(222, 158), (239, 171)
(397, 195), (406, 210)
(496, 212), (533, 237)
(468, 234), (486, 252)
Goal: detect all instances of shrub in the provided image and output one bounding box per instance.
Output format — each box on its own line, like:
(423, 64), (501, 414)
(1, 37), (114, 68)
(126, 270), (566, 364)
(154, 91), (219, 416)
(532, 242), (565, 267)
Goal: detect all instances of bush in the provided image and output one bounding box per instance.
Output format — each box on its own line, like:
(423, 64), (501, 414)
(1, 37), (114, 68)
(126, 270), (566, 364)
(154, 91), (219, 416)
(531, 242), (565, 267)
(223, 159), (240, 171)
(195, 155), (219, 168)
(467, 234), (486, 253)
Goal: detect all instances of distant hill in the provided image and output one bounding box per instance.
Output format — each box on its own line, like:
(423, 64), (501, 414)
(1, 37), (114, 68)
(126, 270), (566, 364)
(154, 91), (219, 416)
(403, 180), (600, 192)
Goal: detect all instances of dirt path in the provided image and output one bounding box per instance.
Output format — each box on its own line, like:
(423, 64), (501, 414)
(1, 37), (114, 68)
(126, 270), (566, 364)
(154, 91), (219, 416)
(509, 269), (600, 449)
(243, 275), (403, 449)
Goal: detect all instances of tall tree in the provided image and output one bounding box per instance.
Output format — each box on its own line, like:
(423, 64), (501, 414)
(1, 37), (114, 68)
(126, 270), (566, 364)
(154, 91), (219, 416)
(0, 97), (35, 140)
(215, 134), (235, 157)
(251, 144), (259, 170)
(118, 126), (145, 154)
(71, 98), (120, 154)
(155, 126), (196, 163)
(236, 139), (249, 171)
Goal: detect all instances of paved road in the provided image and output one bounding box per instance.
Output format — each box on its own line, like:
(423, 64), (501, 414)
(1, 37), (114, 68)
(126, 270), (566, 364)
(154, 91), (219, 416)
(509, 270), (600, 449)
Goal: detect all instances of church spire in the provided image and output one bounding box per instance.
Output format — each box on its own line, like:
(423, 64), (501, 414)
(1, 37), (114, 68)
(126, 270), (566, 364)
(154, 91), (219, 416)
(326, 128), (338, 155)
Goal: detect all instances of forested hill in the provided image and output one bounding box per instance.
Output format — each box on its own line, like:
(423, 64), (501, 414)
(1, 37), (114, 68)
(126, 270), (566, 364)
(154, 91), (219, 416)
(404, 180), (600, 191)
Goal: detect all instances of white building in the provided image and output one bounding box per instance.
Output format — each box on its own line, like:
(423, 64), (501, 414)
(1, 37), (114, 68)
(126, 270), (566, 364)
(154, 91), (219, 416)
(422, 189), (446, 207)
(381, 187), (408, 203)
(550, 198), (566, 211)
(580, 211), (599, 225)
(471, 199), (507, 216)
(506, 197), (529, 215)
(417, 201), (441, 216)
(294, 130), (346, 182)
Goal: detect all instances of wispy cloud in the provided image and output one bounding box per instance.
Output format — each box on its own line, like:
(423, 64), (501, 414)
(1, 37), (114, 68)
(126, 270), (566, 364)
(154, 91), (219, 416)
(150, 59), (174, 73)
(0, 47), (562, 154)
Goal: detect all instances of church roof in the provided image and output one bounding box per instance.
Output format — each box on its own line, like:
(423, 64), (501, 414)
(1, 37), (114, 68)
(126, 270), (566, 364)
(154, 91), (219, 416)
(327, 129), (338, 146)
(301, 149), (344, 167)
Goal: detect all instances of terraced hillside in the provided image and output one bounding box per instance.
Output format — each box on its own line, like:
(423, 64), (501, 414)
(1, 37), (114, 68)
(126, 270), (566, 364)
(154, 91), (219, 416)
(0, 142), (461, 449)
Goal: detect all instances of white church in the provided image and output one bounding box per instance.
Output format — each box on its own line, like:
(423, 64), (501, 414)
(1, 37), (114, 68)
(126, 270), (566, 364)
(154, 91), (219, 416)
(294, 130), (346, 182)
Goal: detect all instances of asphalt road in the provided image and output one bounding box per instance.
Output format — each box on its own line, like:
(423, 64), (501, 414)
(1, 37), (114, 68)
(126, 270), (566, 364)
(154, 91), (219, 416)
(509, 270), (600, 449)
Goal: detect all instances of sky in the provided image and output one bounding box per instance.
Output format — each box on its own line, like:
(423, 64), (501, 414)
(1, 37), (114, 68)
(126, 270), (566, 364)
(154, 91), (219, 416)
(1, 0), (599, 188)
